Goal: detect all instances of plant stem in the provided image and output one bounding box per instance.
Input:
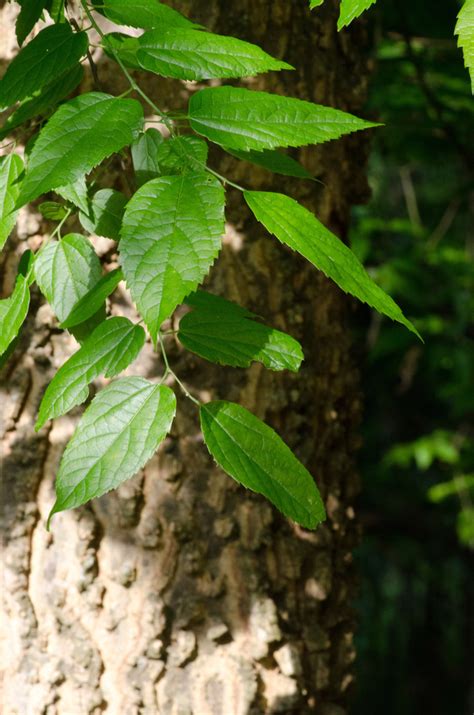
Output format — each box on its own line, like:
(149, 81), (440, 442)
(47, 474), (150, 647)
(159, 333), (200, 406)
(81, 1), (174, 131)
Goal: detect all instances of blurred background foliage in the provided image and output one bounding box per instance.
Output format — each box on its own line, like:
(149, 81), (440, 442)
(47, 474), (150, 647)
(349, 0), (474, 712)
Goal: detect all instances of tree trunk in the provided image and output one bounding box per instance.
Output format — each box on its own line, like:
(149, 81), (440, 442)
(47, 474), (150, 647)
(1, 1), (371, 713)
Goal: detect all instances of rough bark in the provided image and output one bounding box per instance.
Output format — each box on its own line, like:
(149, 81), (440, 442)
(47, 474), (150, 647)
(1, 1), (371, 713)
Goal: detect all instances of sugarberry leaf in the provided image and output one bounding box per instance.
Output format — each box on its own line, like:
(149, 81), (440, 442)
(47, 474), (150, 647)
(47, 377), (176, 525)
(200, 400), (326, 529)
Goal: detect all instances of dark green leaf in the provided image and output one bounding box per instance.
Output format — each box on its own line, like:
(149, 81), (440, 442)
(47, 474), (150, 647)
(200, 401), (326, 529)
(0, 24), (88, 111)
(60, 268), (123, 329)
(189, 86), (379, 151)
(17, 93), (144, 206)
(179, 291), (303, 371)
(15, 0), (48, 46)
(36, 316), (145, 429)
(120, 173), (225, 341)
(34, 233), (103, 324)
(0, 65), (84, 140)
(48, 377), (176, 525)
(79, 189), (127, 240)
(244, 190), (420, 337)
(0, 154), (23, 252)
(223, 147), (313, 179)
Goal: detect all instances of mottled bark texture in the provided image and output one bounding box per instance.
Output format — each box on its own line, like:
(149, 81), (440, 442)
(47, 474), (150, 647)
(1, 1), (371, 712)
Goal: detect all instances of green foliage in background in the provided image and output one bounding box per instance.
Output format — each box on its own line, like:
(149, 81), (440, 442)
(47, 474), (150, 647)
(347, 0), (474, 711)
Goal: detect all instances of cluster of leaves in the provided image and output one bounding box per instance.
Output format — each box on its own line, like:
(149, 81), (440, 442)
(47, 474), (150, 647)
(309, 0), (474, 93)
(1, 0), (416, 529)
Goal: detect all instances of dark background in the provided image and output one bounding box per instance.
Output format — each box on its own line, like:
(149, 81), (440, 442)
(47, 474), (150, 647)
(350, 0), (474, 713)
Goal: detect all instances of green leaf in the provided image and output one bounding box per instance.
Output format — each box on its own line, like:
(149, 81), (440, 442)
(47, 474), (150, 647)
(48, 377), (176, 525)
(337, 0), (377, 30)
(38, 201), (69, 221)
(60, 268), (123, 329)
(455, 0), (474, 93)
(0, 65), (84, 141)
(179, 291), (303, 372)
(223, 147), (313, 180)
(155, 136), (209, 175)
(0, 273), (30, 356)
(244, 191), (420, 338)
(34, 233), (103, 324)
(17, 93), (144, 206)
(189, 86), (379, 152)
(15, 0), (48, 46)
(102, 33), (143, 70)
(133, 27), (293, 81)
(56, 175), (90, 216)
(120, 173), (225, 341)
(93, 0), (198, 30)
(0, 24), (88, 111)
(79, 189), (127, 240)
(36, 316), (145, 430)
(200, 401), (325, 529)
(309, 0), (325, 8)
(0, 154), (23, 252)
(131, 128), (164, 187)
(131, 133), (208, 186)
(69, 307), (107, 345)
(45, 0), (65, 23)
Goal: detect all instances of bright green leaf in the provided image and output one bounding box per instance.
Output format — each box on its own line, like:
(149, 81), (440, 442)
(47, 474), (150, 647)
(244, 191), (420, 338)
(189, 86), (379, 151)
(338, 0), (377, 30)
(60, 268), (123, 329)
(17, 93), (144, 206)
(309, 0), (325, 8)
(34, 233), (103, 324)
(455, 0), (474, 92)
(0, 274), (30, 356)
(0, 24), (88, 111)
(0, 65), (84, 141)
(48, 377), (176, 525)
(93, 0), (198, 30)
(223, 147), (313, 180)
(56, 175), (90, 216)
(131, 128), (164, 187)
(79, 189), (127, 240)
(0, 154), (23, 252)
(36, 316), (145, 430)
(179, 291), (303, 371)
(120, 173), (225, 341)
(200, 401), (325, 529)
(134, 27), (293, 81)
